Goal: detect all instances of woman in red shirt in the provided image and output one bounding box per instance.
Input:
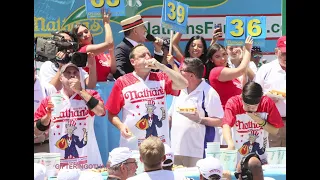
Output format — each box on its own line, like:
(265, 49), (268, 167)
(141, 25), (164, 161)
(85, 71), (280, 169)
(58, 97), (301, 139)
(206, 36), (253, 109)
(72, 8), (116, 82)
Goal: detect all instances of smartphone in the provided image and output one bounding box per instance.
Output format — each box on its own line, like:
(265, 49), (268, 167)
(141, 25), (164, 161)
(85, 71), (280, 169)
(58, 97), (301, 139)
(214, 23), (222, 37)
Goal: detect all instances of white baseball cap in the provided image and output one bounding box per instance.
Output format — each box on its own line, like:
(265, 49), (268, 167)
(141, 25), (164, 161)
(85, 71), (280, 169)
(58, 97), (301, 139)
(79, 171), (103, 180)
(162, 144), (174, 167)
(108, 147), (135, 167)
(34, 163), (46, 180)
(57, 168), (81, 180)
(196, 156), (223, 178)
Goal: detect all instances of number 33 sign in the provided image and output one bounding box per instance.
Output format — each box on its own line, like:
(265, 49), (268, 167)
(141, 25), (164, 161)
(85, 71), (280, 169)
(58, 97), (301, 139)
(225, 16), (266, 47)
(161, 0), (189, 34)
(85, 0), (126, 18)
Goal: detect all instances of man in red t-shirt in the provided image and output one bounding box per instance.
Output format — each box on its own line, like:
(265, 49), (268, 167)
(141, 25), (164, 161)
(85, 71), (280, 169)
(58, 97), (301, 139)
(222, 82), (284, 164)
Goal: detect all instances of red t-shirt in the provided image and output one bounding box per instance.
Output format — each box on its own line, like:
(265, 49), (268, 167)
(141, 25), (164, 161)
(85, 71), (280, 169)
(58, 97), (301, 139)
(79, 45), (111, 82)
(222, 95), (284, 164)
(209, 66), (242, 109)
(222, 95), (284, 128)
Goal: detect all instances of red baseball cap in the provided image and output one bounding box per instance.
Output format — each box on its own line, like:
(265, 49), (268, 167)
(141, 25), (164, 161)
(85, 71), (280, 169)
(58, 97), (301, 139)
(277, 36), (286, 52)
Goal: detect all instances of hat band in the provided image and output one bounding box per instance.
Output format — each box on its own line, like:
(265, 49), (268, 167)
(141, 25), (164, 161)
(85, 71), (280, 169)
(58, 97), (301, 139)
(122, 19), (144, 31)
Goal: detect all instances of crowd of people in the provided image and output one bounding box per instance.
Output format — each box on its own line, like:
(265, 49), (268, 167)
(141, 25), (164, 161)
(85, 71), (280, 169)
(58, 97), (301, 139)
(34, 8), (286, 180)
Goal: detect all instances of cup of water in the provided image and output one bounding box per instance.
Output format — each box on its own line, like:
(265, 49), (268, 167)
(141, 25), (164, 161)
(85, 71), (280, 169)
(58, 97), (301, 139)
(277, 147), (286, 164)
(266, 148), (279, 165)
(220, 150), (237, 171)
(51, 93), (64, 116)
(206, 142), (220, 153)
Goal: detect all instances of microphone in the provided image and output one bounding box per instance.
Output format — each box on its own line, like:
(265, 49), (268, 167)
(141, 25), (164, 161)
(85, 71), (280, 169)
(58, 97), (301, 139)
(146, 34), (170, 49)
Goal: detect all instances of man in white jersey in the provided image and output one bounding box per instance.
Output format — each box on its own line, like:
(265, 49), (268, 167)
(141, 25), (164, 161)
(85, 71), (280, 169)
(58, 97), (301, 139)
(169, 57), (224, 167)
(127, 136), (187, 180)
(254, 36), (286, 147)
(39, 30), (97, 91)
(34, 67), (57, 152)
(222, 82), (284, 164)
(34, 62), (106, 168)
(105, 44), (188, 150)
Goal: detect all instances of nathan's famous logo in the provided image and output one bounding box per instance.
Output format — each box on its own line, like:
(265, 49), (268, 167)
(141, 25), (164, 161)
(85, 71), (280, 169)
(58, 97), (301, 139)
(34, 0), (227, 37)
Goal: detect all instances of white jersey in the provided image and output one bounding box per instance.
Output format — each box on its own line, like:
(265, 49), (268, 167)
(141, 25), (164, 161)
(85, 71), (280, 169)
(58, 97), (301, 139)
(169, 80), (224, 158)
(105, 72), (180, 150)
(34, 89), (105, 168)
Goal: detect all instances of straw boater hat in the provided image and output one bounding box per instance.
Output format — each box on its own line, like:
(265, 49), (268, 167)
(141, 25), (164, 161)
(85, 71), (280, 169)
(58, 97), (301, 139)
(119, 15), (148, 33)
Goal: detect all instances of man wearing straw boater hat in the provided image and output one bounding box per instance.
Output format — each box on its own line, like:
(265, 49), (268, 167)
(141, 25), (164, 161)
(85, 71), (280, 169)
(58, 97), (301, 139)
(113, 15), (164, 79)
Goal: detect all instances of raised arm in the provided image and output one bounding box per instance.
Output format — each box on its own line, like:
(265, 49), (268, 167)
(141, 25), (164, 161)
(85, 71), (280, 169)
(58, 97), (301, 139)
(210, 28), (223, 46)
(85, 8), (114, 55)
(218, 36), (253, 82)
(172, 32), (185, 62)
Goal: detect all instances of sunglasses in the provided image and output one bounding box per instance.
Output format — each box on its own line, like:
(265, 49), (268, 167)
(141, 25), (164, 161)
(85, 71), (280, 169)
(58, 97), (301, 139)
(123, 161), (137, 166)
(253, 54), (263, 58)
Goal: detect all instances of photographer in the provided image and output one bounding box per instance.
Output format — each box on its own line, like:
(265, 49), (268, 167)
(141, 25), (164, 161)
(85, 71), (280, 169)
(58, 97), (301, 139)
(72, 8), (116, 82)
(38, 30), (97, 90)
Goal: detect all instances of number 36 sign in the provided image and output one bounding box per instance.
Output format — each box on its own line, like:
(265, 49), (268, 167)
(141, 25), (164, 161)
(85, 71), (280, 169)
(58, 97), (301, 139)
(225, 16), (266, 47)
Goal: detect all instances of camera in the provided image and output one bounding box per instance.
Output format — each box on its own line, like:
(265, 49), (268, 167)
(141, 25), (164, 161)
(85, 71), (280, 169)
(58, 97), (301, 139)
(34, 32), (88, 67)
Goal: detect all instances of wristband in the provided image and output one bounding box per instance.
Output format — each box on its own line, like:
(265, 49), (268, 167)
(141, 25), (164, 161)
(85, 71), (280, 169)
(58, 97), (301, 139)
(259, 121), (267, 127)
(36, 120), (50, 131)
(86, 96), (99, 110)
(197, 117), (203, 124)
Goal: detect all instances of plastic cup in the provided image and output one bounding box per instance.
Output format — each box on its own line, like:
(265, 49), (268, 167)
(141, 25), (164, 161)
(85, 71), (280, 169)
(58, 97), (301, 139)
(34, 153), (47, 164)
(277, 147), (286, 164)
(220, 150), (237, 171)
(206, 142), (220, 153)
(266, 148), (279, 165)
(51, 94), (64, 116)
(42, 153), (61, 178)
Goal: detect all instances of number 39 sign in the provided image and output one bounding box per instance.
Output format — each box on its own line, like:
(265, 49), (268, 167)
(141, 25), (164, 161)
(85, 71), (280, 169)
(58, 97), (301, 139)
(225, 16), (266, 47)
(85, 0), (126, 18)
(161, 0), (189, 34)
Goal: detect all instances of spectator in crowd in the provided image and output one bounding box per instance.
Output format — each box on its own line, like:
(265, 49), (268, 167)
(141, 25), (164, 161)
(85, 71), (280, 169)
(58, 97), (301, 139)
(204, 36), (253, 146)
(34, 163), (46, 180)
(234, 152), (275, 180)
(34, 63), (106, 168)
(172, 32), (207, 78)
(34, 67), (57, 153)
(105, 44), (188, 150)
(39, 30), (97, 90)
(205, 36), (253, 109)
(160, 37), (180, 71)
(162, 143), (174, 171)
(127, 136), (187, 180)
(168, 57), (224, 167)
(114, 15), (164, 79)
(254, 36), (286, 147)
(72, 8), (116, 82)
(107, 147), (138, 180)
(250, 46), (263, 70)
(57, 168), (81, 180)
(196, 156), (232, 180)
(222, 82), (284, 164)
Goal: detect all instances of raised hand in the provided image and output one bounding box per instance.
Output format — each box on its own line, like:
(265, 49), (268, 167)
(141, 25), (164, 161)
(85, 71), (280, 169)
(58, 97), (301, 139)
(244, 36), (253, 51)
(101, 8), (111, 24)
